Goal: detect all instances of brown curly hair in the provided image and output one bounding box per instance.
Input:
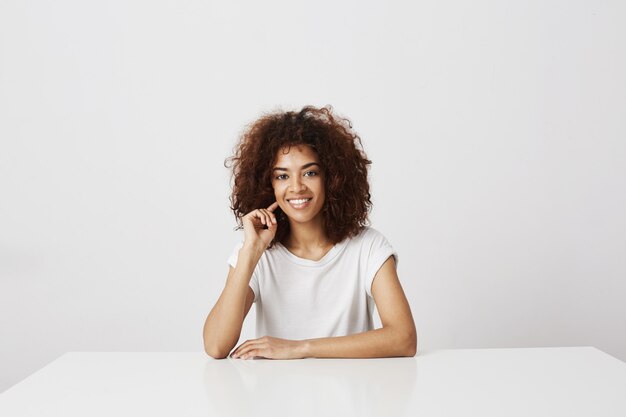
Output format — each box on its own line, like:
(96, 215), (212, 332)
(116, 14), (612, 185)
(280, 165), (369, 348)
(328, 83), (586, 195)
(224, 105), (372, 248)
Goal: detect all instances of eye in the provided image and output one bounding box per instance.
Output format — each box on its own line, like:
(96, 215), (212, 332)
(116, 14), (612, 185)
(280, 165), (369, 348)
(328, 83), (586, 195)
(275, 174), (288, 180)
(304, 171), (318, 177)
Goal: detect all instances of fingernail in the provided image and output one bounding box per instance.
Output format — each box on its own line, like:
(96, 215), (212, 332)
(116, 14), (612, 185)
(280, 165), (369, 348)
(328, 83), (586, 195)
(272, 218), (277, 223)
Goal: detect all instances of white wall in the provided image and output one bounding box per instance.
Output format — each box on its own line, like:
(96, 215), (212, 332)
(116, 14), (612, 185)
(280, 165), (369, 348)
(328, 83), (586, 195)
(1, 0), (625, 392)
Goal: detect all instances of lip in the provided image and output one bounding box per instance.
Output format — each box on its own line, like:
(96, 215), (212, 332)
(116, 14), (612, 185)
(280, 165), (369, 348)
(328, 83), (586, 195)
(286, 197), (313, 210)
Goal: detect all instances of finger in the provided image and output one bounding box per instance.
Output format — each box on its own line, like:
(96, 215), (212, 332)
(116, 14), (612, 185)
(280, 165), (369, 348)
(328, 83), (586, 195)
(234, 341), (265, 358)
(232, 340), (261, 358)
(261, 209), (277, 225)
(267, 201), (279, 212)
(260, 209), (275, 226)
(230, 345), (244, 357)
(241, 348), (264, 360)
(234, 346), (253, 358)
(237, 339), (264, 356)
(231, 339), (254, 357)
(244, 211), (263, 227)
(250, 209), (266, 227)
(257, 210), (267, 226)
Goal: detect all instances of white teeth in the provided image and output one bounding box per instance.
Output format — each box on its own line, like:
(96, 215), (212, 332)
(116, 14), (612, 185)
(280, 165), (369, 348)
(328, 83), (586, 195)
(289, 198), (311, 205)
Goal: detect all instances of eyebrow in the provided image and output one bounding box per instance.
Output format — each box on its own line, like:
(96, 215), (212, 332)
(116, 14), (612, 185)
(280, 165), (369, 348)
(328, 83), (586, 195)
(272, 162), (320, 172)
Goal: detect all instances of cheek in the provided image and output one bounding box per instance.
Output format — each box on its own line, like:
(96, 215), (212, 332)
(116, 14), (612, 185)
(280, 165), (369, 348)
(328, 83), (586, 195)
(315, 179), (325, 197)
(317, 193), (325, 206)
(273, 182), (286, 199)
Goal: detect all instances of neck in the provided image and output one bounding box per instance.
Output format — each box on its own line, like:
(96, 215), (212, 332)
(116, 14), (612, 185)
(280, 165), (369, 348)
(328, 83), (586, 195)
(286, 215), (330, 250)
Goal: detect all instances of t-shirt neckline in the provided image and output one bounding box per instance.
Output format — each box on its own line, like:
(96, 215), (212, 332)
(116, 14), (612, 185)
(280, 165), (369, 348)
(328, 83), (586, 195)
(276, 239), (348, 267)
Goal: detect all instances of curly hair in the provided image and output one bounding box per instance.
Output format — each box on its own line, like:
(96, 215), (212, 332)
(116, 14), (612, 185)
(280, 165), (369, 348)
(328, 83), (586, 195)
(224, 105), (372, 248)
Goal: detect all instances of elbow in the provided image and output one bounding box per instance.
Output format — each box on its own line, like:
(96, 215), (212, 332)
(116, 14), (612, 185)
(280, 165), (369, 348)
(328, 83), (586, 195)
(203, 334), (231, 359)
(203, 326), (233, 359)
(405, 335), (417, 357)
(385, 324), (417, 357)
(400, 328), (418, 357)
(204, 343), (230, 359)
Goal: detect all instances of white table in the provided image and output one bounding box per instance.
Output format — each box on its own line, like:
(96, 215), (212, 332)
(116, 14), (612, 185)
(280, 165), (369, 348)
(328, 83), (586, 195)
(1, 347), (624, 416)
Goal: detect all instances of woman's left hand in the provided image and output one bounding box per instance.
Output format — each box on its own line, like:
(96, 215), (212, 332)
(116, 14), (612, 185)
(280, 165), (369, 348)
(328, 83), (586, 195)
(230, 336), (307, 360)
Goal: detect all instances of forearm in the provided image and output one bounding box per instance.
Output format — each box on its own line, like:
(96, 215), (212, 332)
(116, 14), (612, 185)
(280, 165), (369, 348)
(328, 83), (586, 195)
(203, 247), (262, 358)
(301, 326), (417, 359)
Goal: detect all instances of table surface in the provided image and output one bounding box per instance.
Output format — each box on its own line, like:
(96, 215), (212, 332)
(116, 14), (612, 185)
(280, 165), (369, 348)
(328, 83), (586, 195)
(1, 347), (625, 417)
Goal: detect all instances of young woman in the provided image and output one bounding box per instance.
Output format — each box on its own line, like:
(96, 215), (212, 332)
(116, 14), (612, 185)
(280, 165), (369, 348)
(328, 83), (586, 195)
(203, 105), (417, 360)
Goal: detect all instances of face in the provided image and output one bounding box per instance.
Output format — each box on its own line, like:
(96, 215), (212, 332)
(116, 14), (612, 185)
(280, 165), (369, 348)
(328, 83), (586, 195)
(271, 145), (325, 226)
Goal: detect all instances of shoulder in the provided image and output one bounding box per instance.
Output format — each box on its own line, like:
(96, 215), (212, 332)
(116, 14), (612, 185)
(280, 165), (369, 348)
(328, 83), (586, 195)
(341, 226), (393, 253)
(350, 226), (389, 244)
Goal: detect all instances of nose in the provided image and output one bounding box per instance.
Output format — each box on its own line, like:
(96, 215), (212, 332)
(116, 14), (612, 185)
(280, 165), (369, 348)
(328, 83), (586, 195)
(289, 176), (306, 192)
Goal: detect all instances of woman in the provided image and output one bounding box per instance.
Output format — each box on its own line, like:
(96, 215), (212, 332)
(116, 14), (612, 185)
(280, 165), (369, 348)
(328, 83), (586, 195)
(203, 105), (417, 359)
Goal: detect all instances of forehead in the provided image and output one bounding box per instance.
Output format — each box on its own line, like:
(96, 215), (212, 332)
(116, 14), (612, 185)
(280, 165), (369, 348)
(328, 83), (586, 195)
(273, 145), (319, 166)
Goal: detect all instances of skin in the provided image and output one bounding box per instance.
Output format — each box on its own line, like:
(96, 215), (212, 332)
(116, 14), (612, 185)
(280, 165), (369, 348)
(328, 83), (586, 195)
(224, 145), (417, 360)
(272, 145), (331, 258)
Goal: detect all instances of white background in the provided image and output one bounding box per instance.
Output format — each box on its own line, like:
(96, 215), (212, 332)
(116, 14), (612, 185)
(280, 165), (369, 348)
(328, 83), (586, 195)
(1, 0), (625, 393)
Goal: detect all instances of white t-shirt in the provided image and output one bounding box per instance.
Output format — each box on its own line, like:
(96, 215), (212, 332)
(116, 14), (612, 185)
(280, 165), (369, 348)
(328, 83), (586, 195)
(227, 227), (398, 340)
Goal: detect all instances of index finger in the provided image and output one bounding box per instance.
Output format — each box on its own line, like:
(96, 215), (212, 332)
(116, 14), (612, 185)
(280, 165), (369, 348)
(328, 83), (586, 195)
(267, 201), (279, 211)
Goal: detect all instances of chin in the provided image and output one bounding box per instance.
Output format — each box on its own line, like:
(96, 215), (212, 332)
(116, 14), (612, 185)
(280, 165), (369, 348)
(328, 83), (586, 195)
(289, 216), (315, 224)
(288, 211), (323, 224)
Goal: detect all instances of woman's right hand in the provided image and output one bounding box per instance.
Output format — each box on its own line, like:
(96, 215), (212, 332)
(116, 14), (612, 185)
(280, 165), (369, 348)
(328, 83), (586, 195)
(242, 201), (280, 252)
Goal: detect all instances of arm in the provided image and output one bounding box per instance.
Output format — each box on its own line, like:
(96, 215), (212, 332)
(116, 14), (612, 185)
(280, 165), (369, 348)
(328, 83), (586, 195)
(231, 255), (417, 359)
(303, 255), (416, 358)
(203, 202), (280, 359)
(202, 246), (261, 359)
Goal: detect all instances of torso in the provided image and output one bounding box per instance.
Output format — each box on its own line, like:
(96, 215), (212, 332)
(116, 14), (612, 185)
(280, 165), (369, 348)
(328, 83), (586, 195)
(227, 226), (397, 340)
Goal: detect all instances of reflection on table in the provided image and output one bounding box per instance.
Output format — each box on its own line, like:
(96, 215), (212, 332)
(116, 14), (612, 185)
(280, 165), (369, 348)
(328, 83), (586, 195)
(203, 356), (417, 417)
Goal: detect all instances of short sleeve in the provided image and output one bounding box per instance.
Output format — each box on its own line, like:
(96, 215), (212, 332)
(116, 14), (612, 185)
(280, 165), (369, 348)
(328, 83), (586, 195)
(227, 241), (260, 303)
(364, 229), (399, 299)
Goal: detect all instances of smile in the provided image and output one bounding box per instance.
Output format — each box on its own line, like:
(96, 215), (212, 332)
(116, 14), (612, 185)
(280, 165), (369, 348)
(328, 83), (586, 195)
(287, 198), (312, 209)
